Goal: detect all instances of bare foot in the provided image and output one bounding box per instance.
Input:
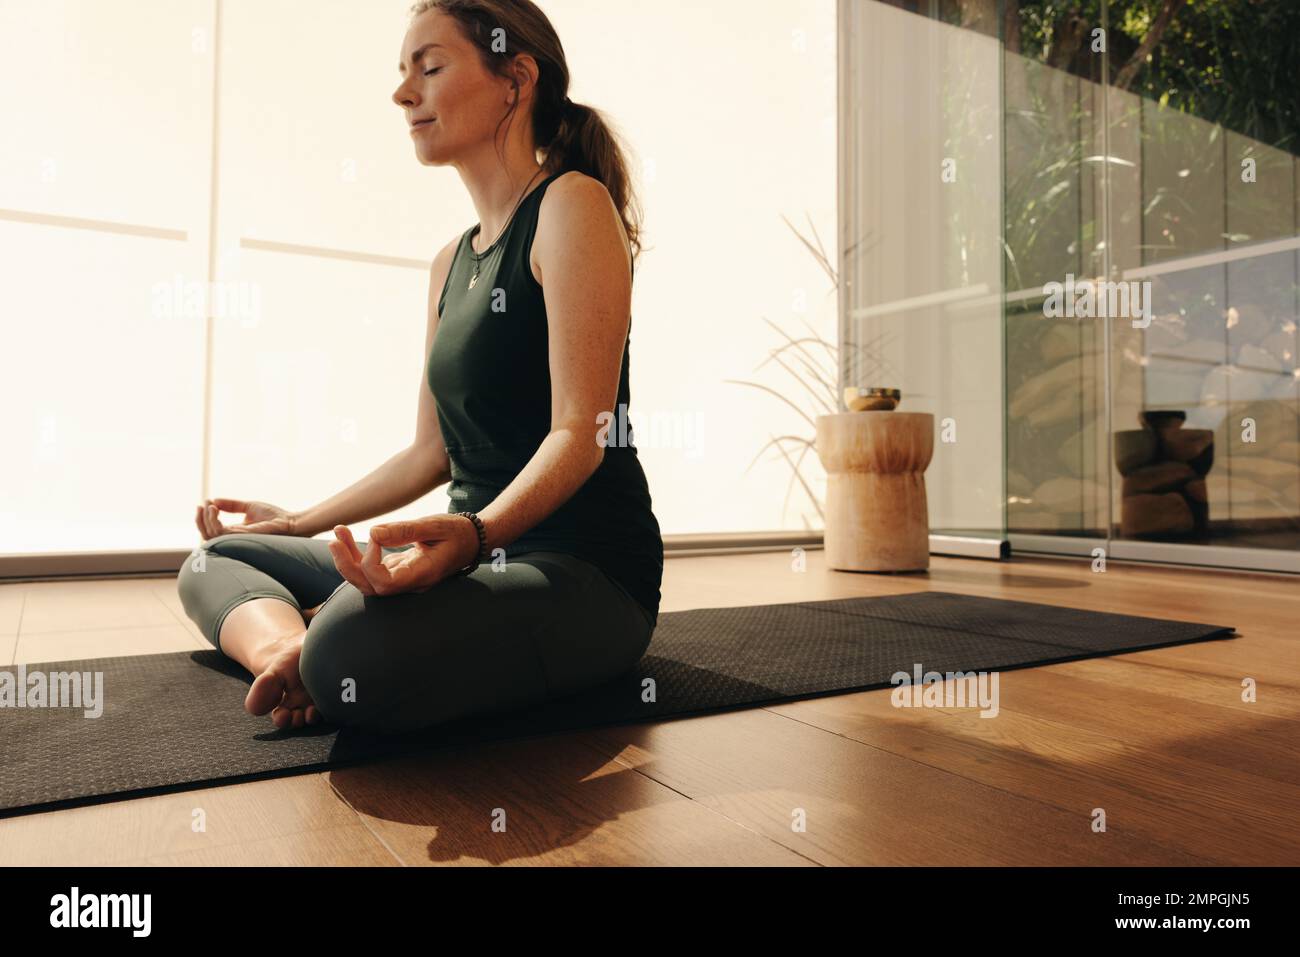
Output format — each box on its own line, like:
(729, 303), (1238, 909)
(244, 632), (321, 731)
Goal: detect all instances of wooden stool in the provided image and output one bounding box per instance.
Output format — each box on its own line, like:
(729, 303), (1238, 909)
(815, 412), (934, 572)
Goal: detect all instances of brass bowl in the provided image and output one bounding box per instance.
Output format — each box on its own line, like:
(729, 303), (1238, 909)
(844, 387), (901, 412)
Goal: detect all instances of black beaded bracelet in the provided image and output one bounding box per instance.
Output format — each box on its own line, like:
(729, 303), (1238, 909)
(455, 511), (489, 576)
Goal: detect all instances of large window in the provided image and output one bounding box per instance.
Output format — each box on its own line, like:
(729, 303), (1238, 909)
(2, 0), (837, 559)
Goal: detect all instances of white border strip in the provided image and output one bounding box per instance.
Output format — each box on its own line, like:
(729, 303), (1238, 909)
(1123, 235), (1300, 281)
(0, 207), (186, 242)
(848, 283), (991, 319)
(1008, 533), (1105, 557)
(930, 535), (1009, 559)
(1109, 539), (1300, 574)
(240, 237), (430, 271)
(1010, 532), (1300, 574)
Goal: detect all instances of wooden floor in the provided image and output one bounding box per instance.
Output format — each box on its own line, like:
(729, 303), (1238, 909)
(1, 549), (1296, 866)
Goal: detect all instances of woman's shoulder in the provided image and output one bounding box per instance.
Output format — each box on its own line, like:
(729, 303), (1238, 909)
(534, 171), (630, 271)
(539, 169), (610, 209)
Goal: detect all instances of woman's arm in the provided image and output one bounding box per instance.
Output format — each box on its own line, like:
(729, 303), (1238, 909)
(291, 445), (449, 538)
(292, 236), (460, 538)
(475, 173), (630, 553)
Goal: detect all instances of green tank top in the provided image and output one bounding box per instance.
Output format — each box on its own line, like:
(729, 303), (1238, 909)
(427, 170), (663, 619)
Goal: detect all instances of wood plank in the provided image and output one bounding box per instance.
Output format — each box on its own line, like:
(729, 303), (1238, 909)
(146, 576), (207, 645)
(1042, 655), (1300, 719)
(13, 622), (203, 665)
(972, 664), (1300, 787)
(1104, 631), (1300, 689)
(0, 773), (365, 865)
(0, 583), (24, 635)
(331, 734), (814, 866)
(578, 707), (1209, 865)
(766, 674), (1299, 864)
(19, 579), (176, 635)
(140, 825), (398, 866)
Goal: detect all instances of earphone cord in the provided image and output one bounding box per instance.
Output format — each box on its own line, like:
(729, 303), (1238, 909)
(472, 166), (547, 275)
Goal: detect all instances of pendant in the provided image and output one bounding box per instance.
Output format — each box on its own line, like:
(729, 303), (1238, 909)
(468, 271), (479, 290)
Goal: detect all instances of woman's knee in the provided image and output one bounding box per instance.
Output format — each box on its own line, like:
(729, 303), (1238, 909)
(176, 534), (242, 589)
(300, 611), (351, 723)
(198, 532), (273, 562)
(175, 541), (220, 624)
(299, 596), (407, 730)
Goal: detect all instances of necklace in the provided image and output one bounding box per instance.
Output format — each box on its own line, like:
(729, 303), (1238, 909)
(469, 167), (547, 291)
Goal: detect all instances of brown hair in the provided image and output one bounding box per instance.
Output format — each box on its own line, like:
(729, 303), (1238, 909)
(408, 0), (643, 265)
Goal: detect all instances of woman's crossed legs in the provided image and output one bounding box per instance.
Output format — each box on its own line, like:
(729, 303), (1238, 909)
(176, 533), (655, 734)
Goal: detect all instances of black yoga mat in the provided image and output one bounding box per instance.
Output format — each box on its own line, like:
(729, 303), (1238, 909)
(0, 591), (1234, 817)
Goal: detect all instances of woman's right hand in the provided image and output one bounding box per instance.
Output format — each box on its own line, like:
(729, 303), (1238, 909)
(195, 498), (298, 540)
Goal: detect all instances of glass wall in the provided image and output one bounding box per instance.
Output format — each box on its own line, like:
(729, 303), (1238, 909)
(1002, 10), (1108, 540)
(1108, 0), (1300, 555)
(1004, 0), (1300, 561)
(840, 0), (1006, 542)
(844, 0), (1300, 571)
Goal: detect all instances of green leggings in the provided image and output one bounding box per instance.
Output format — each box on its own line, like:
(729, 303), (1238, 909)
(175, 533), (657, 734)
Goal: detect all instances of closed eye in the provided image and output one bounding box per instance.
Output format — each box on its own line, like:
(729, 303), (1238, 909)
(424, 67), (442, 76)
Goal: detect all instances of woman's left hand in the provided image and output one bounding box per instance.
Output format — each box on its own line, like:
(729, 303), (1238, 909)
(328, 516), (481, 596)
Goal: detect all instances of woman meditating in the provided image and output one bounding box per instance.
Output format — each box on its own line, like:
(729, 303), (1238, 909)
(177, 0), (662, 734)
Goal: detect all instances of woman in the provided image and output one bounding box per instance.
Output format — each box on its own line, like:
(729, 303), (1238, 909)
(177, 0), (662, 734)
